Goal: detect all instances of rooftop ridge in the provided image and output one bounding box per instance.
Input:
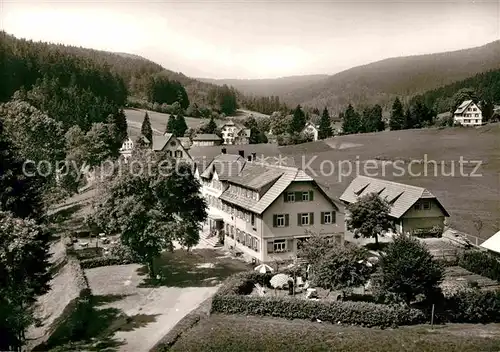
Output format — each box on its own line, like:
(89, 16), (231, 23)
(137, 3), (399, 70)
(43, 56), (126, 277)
(355, 175), (427, 195)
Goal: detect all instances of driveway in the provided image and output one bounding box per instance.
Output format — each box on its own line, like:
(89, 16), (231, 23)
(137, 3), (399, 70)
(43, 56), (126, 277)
(86, 264), (218, 352)
(85, 241), (249, 352)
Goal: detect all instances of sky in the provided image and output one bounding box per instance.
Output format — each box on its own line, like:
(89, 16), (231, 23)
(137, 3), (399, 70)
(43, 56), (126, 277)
(1, 0), (499, 79)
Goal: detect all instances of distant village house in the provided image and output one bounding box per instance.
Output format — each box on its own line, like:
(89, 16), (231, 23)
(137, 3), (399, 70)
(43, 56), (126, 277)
(453, 100), (483, 126)
(191, 134), (223, 147)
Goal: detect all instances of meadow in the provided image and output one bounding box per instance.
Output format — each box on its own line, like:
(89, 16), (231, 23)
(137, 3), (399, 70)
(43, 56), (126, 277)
(124, 108), (225, 137)
(279, 124), (500, 239)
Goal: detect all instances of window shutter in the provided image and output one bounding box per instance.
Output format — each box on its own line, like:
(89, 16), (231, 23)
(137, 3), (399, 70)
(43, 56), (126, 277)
(287, 239), (294, 252)
(332, 211), (336, 223)
(283, 193), (288, 202)
(309, 190), (314, 201)
(273, 215), (277, 228)
(310, 212), (314, 225)
(295, 191), (302, 201)
(297, 213), (301, 226)
(285, 214), (289, 227)
(320, 212), (324, 224)
(267, 241), (274, 253)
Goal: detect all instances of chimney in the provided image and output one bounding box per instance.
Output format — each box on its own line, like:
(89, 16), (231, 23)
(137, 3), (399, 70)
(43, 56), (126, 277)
(221, 147), (227, 154)
(238, 150), (245, 158)
(251, 152), (256, 160)
(247, 155), (252, 161)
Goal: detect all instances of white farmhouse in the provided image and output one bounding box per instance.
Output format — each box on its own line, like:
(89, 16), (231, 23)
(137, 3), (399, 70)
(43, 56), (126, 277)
(302, 121), (319, 141)
(453, 100), (483, 126)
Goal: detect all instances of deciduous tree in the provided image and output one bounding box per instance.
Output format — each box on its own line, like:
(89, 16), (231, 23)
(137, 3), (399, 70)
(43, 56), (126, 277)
(379, 234), (444, 304)
(87, 151), (207, 278)
(346, 193), (394, 245)
(0, 211), (51, 351)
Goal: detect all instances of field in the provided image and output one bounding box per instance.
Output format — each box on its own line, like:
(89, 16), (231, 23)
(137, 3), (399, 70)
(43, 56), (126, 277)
(279, 124), (500, 239)
(124, 109), (225, 137)
(169, 314), (500, 352)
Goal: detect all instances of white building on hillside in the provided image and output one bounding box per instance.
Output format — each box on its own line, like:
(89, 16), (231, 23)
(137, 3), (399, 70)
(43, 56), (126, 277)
(453, 100), (483, 126)
(119, 136), (149, 159)
(194, 150), (344, 263)
(221, 120), (251, 145)
(302, 121), (319, 141)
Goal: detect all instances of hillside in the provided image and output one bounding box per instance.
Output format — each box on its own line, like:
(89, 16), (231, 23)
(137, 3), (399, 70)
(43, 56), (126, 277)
(198, 74), (329, 98)
(279, 123), (500, 238)
(203, 40), (500, 113)
(2, 32), (226, 106)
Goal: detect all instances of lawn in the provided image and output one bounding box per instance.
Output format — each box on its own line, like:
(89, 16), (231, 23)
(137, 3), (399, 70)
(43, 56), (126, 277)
(169, 314), (500, 352)
(279, 124), (500, 239)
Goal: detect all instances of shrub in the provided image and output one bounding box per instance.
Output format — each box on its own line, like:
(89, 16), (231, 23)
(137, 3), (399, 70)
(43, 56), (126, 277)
(79, 256), (133, 269)
(458, 250), (500, 282)
(438, 289), (500, 323)
(216, 271), (272, 296)
(73, 247), (104, 260)
(379, 234), (444, 304)
(211, 294), (426, 328)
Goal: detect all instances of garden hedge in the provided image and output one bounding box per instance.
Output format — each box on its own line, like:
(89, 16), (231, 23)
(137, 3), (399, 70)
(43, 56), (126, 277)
(458, 250), (500, 282)
(211, 294), (426, 328)
(438, 289), (500, 324)
(80, 256), (133, 269)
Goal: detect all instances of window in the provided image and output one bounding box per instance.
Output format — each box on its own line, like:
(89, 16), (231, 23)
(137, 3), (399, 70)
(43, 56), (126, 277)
(273, 239), (286, 252)
(298, 212), (314, 226)
(167, 150), (173, 157)
(253, 237), (259, 252)
(170, 141), (176, 146)
(251, 213), (255, 226)
(246, 189), (251, 198)
(286, 192), (295, 202)
(422, 201), (431, 210)
(175, 150), (183, 158)
(302, 192), (309, 201)
(301, 213), (310, 225)
(322, 211), (333, 224)
(276, 215), (285, 227)
(245, 212), (250, 222)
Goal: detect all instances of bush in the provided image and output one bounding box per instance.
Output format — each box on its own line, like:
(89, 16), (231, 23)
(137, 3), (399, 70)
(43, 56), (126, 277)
(438, 289), (500, 323)
(379, 234), (444, 304)
(458, 250), (500, 282)
(80, 256), (132, 269)
(216, 271), (272, 296)
(211, 294), (426, 328)
(73, 247), (104, 260)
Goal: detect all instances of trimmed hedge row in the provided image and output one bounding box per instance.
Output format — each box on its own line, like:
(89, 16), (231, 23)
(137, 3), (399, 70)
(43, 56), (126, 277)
(80, 256), (133, 269)
(458, 250), (500, 282)
(211, 294), (426, 328)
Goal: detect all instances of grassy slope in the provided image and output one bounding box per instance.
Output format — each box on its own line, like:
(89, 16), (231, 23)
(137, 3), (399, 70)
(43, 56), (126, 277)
(124, 109), (226, 137)
(278, 124), (500, 238)
(170, 314), (500, 352)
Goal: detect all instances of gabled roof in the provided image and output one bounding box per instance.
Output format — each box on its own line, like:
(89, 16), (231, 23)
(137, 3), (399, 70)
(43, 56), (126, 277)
(192, 134), (222, 141)
(204, 153), (333, 215)
(152, 134), (173, 151)
(200, 154), (246, 180)
(237, 128), (251, 138)
(340, 175), (450, 218)
(480, 230), (500, 254)
(226, 164), (285, 190)
(454, 100), (475, 114)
